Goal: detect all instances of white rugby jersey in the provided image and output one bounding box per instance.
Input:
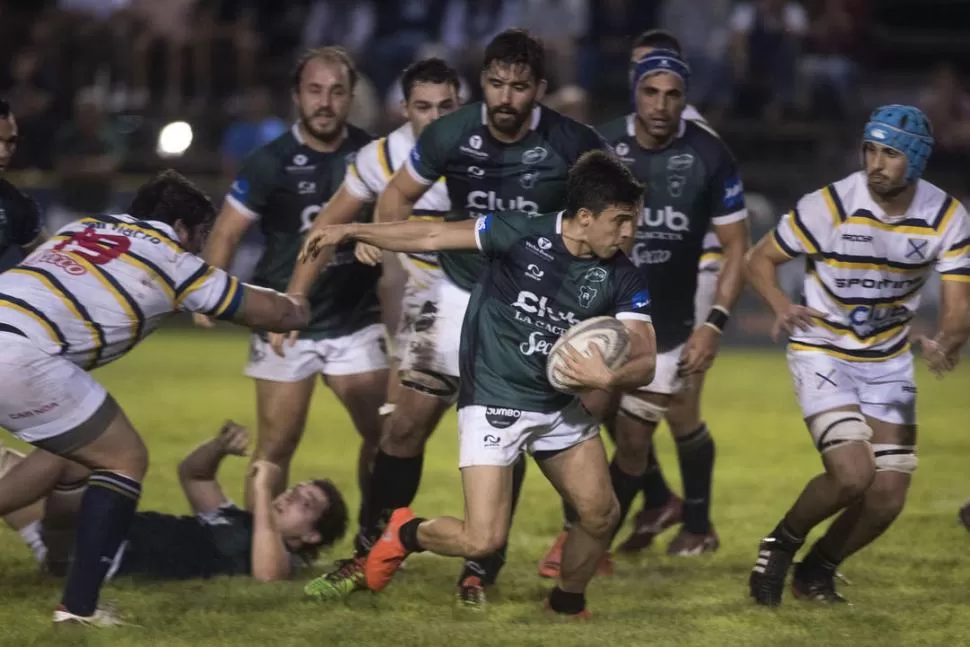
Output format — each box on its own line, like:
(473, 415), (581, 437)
(772, 171), (970, 361)
(345, 122), (450, 289)
(0, 214), (243, 369)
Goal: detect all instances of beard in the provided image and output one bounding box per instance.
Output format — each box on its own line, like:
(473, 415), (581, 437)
(299, 107), (344, 143)
(867, 173), (908, 199)
(487, 105), (530, 135)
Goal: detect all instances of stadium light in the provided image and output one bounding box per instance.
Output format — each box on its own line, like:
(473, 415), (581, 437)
(157, 121), (193, 158)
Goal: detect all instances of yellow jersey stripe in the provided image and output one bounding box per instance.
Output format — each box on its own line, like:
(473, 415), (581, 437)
(377, 138), (393, 179)
(699, 251), (723, 265)
(789, 209), (820, 254)
(772, 230), (798, 259)
(823, 185), (846, 226)
(813, 316), (910, 345)
(0, 293), (67, 351)
(842, 213), (939, 236)
(405, 254), (440, 269)
(933, 196), (959, 232)
(120, 249), (176, 302)
(943, 238), (970, 259)
(67, 252), (143, 349)
(807, 270), (923, 310)
(176, 265), (216, 305)
(212, 277), (241, 318)
(941, 273), (970, 283)
(789, 340), (910, 362)
(8, 268), (104, 368)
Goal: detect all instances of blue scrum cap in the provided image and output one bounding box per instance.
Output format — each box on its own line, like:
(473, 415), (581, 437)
(863, 104), (934, 183)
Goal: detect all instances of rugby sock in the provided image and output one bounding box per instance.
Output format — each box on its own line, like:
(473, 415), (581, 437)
(610, 460), (644, 541)
(641, 443), (674, 509)
(794, 541), (841, 580)
(548, 586), (586, 615)
(676, 424), (715, 534)
(462, 456), (527, 585)
(60, 471), (140, 617)
(399, 517), (427, 553)
(18, 520), (47, 564)
(770, 518), (806, 554)
(357, 450), (424, 552)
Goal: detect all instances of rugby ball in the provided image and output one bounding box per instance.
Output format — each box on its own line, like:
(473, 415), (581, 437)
(546, 317), (631, 394)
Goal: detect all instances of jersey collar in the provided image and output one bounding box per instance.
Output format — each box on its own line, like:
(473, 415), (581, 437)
(291, 123), (304, 145)
(117, 213), (182, 243)
(855, 171), (924, 222)
(480, 103), (542, 131)
(556, 210), (564, 233)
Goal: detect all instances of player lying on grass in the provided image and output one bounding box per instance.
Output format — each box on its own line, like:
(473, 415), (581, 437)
(0, 421), (347, 582)
(0, 170), (310, 626)
(301, 150), (657, 617)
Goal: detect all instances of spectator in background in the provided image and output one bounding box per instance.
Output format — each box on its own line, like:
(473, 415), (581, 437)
(797, 0), (867, 118)
(543, 84), (589, 123)
(440, 0), (519, 97)
(302, 0), (375, 61)
(659, 0), (734, 114)
(3, 48), (57, 170)
(129, 0), (194, 111)
(190, 0), (260, 110)
(919, 62), (970, 155)
(363, 1), (448, 96)
(729, 0), (808, 121)
(519, 0), (588, 89)
(47, 88), (124, 233)
(220, 86), (286, 188)
(56, 0), (134, 110)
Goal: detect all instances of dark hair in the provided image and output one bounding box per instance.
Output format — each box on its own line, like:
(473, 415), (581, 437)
(632, 29), (682, 56)
(305, 479), (349, 553)
(482, 28), (546, 81)
(565, 150), (645, 218)
(0, 99), (10, 119)
(128, 170), (216, 232)
(291, 46), (358, 92)
(401, 57), (461, 101)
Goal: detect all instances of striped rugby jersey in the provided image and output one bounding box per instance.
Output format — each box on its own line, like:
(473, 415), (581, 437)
(0, 214), (243, 369)
(344, 122), (450, 290)
(682, 106), (723, 275)
(772, 171), (970, 361)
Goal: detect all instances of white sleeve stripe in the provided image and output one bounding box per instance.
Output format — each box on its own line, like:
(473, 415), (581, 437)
(225, 195), (260, 221)
(713, 209), (748, 225)
(343, 175), (376, 202)
(404, 156), (435, 186)
(616, 312), (652, 323)
(474, 218), (486, 252)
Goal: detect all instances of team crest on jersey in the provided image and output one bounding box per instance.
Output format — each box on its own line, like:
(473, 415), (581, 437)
(459, 136), (489, 159)
(583, 266), (608, 283)
(293, 154), (308, 166)
(667, 174), (686, 197)
(520, 171), (539, 189)
(905, 238), (929, 260)
(522, 147), (548, 165)
(614, 142), (630, 156)
(667, 154), (694, 171)
(578, 285), (597, 309)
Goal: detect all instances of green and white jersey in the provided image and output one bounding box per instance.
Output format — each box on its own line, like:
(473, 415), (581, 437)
(0, 177), (41, 255)
(598, 115), (746, 351)
(459, 211), (652, 413)
(226, 124), (380, 340)
(404, 102), (608, 291)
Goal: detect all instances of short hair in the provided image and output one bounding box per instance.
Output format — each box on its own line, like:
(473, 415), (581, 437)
(303, 479), (349, 557)
(400, 57), (461, 101)
(482, 28), (546, 82)
(128, 170), (216, 232)
(565, 150), (645, 218)
(632, 29), (683, 56)
(0, 99), (11, 119)
(290, 46), (358, 92)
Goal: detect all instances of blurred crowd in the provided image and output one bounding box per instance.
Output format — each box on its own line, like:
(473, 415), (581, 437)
(1, 0), (968, 188)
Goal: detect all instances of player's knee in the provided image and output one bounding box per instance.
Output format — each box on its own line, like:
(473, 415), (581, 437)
(464, 531), (506, 559)
(809, 410), (872, 454)
(254, 432), (300, 465)
(872, 444), (918, 475)
(578, 494), (620, 540)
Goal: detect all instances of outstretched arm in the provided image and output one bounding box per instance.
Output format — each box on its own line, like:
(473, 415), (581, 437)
(302, 218), (479, 260)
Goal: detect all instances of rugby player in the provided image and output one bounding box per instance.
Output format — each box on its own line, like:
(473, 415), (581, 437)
(0, 422), (347, 582)
(0, 99), (46, 259)
(196, 47), (388, 514)
(0, 170), (309, 625)
(299, 29), (608, 608)
(746, 105), (970, 605)
(303, 150), (656, 618)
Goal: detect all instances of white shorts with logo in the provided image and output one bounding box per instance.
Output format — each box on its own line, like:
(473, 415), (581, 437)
(394, 278), (434, 363)
(786, 349), (916, 425)
(635, 342), (687, 395)
(0, 334), (108, 445)
(244, 323), (389, 382)
(400, 277), (470, 378)
(457, 400), (600, 468)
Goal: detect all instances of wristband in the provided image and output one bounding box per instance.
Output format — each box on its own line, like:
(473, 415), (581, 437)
(705, 306), (730, 333)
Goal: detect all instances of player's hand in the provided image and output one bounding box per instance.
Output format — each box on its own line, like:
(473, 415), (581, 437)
(916, 334), (959, 379)
(771, 304), (826, 342)
(556, 343), (614, 391)
(278, 293), (310, 335)
(678, 324), (721, 376)
(192, 312), (216, 329)
(268, 330), (298, 357)
(216, 420), (250, 456)
(299, 226), (350, 262)
(249, 460), (282, 488)
(354, 242), (383, 266)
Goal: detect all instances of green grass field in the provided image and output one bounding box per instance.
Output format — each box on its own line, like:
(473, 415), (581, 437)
(1, 328), (969, 647)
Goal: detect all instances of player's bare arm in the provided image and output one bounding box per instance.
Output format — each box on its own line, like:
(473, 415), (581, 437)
(375, 166), (435, 225)
(194, 202), (255, 328)
(303, 218), (478, 259)
(745, 232), (824, 341)
(177, 421), (250, 514)
(233, 286), (310, 333)
(919, 280), (970, 376)
(249, 460), (292, 582)
(680, 219), (750, 374)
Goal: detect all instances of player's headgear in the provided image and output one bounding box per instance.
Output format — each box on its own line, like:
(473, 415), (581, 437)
(862, 104), (933, 183)
(630, 48), (690, 107)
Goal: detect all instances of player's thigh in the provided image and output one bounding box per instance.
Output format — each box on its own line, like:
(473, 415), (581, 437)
(253, 376), (316, 457)
(536, 429), (615, 526)
(320, 324), (390, 434)
(787, 349), (859, 421)
(459, 464), (515, 549)
(665, 370), (706, 437)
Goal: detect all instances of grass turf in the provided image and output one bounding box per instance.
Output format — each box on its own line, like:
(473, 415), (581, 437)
(1, 327), (968, 647)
